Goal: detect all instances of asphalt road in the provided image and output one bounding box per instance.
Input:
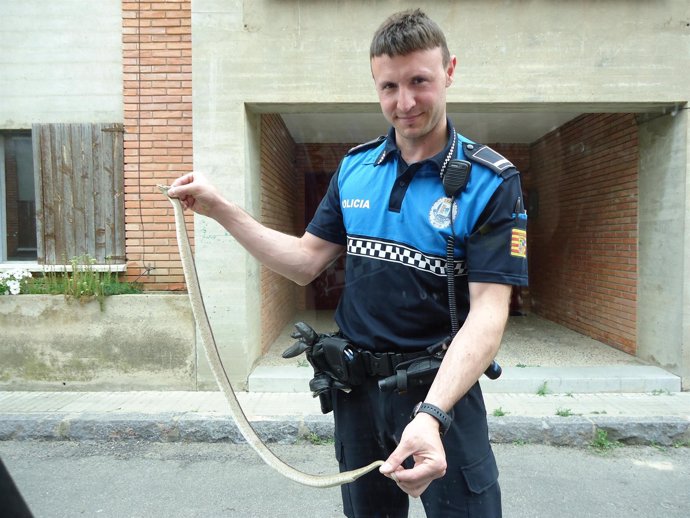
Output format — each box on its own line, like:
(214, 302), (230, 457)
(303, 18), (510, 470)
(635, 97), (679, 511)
(1, 440), (689, 517)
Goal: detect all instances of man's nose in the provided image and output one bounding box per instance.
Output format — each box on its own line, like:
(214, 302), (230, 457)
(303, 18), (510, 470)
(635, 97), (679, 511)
(397, 86), (416, 112)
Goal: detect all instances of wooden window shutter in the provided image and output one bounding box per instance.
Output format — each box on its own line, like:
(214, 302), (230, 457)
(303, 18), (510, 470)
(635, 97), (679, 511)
(32, 123), (125, 265)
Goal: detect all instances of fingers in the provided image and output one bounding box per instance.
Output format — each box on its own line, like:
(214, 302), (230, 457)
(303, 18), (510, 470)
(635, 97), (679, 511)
(379, 447), (412, 493)
(170, 172), (194, 188)
(167, 173), (195, 198)
(379, 418), (448, 498)
(396, 478), (432, 499)
(167, 172), (210, 212)
(380, 450), (439, 498)
(165, 172), (226, 218)
(382, 465), (434, 498)
(379, 447), (407, 477)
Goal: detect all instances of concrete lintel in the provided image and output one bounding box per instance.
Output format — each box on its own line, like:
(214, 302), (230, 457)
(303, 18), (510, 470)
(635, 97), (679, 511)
(246, 101), (686, 116)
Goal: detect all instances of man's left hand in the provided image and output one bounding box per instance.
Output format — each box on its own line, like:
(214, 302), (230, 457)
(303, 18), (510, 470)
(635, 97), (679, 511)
(379, 413), (447, 497)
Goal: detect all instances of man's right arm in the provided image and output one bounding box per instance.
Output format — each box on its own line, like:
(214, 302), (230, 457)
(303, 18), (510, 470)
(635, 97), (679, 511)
(168, 172), (344, 286)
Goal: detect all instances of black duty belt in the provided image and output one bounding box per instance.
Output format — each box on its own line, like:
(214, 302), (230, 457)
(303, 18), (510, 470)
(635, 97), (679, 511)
(358, 349), (431, 378)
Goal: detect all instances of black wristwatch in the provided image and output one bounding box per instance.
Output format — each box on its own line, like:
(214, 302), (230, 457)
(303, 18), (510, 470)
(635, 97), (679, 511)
(410, 402), (452, 436)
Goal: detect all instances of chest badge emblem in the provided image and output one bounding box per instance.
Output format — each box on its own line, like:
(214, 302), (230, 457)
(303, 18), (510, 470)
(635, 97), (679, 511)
(429, 197), (458, 229)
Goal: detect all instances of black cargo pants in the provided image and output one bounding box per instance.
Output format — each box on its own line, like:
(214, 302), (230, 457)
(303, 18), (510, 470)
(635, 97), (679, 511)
(332, 377), (501, 518)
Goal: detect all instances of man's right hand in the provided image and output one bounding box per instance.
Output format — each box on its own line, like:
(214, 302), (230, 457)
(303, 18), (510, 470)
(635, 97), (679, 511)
(168, 172), (228, 219)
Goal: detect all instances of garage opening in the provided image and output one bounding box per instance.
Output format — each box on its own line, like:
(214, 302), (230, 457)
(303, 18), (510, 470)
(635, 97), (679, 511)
(255, 103), (686, 374)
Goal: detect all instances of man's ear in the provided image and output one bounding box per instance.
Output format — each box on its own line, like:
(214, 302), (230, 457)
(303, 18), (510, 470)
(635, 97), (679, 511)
(446, 55), (457, 87)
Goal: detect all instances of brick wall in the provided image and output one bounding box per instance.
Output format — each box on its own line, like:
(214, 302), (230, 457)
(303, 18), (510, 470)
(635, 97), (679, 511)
(528, 113), (638, 354)
(295, 144), (354, 176)
(490, 143), (531, 313)
(296, 143), (355, 309)
(122, 1), (193, 290)
(295, 143), (354, 228)
(254, 123), (356, 349)
(259, 115), (300, 351)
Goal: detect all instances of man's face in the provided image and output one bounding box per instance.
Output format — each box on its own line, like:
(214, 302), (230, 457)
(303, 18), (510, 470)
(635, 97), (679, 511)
(371, 47), (456, 148)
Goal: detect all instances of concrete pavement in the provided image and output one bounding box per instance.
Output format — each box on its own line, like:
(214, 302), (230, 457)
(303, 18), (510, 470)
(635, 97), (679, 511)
(1, 388), (688, 447)
(1, 315), (688, 448)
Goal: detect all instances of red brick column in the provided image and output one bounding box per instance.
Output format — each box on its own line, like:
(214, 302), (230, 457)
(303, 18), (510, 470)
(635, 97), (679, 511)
(122, 1), (193, 291)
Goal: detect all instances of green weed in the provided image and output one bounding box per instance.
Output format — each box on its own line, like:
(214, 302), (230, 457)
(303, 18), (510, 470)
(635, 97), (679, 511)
(26, 254), (142, 309)
(536, 381), (550, 396)
(590, 429), (620, 453)
(303, 432), (333, 446)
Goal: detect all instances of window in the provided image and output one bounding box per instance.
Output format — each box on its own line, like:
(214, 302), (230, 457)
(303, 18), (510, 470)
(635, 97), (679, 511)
(1, 124), (125, 267)
(1, 131), (36, 262)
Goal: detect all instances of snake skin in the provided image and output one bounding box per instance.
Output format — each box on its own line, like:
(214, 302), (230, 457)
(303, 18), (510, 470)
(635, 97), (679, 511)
(160, 185), (383, 487)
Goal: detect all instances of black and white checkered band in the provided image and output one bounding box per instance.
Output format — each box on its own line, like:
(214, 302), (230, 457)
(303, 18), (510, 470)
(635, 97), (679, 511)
(347, 236), (466, 277)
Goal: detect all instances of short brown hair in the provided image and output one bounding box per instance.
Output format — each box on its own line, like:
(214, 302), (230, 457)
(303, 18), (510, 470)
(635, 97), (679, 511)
(370, 9), (450, 66)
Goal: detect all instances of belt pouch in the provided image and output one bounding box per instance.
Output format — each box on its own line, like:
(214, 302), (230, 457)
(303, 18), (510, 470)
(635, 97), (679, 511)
(320, 336), (365, 386)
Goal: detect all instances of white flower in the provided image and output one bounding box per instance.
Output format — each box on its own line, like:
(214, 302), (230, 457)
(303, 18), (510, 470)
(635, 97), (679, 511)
(0, 268), (32, 295)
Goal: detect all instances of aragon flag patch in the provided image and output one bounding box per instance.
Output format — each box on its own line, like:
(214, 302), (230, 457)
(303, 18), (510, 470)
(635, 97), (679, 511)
(511, 228), (527, 258)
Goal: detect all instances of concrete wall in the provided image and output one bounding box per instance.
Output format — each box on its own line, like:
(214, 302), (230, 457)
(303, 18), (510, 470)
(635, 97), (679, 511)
(192, 0), (690, 383)
(0, 0), (123, 128)
(0, 294), (196, 390)
(638, 110), (689, 387)
(194, 0), (689, 106)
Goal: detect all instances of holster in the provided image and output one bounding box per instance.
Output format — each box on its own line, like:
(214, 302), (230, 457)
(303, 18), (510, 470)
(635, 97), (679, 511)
(283, 323), (366, 414)
(314, 335), (366, 387)
(308, 335), (367, 414)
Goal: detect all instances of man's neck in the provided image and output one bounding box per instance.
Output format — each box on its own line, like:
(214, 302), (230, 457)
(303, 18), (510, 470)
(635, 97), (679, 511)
(396, 120), (449, 164)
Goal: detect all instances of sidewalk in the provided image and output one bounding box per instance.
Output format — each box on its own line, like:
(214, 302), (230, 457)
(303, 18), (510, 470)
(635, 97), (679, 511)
(1, 390), (689, 447)
(1, 315), (688, 448)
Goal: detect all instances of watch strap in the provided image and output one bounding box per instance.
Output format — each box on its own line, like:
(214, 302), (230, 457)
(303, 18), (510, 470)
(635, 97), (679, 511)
(411, 402), (452, 436)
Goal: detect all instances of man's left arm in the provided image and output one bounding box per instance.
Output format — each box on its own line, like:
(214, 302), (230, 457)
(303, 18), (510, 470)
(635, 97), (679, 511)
(379, 281), (512, 497)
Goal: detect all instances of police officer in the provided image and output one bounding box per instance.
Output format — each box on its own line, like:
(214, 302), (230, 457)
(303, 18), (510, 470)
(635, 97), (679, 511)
(170, 9), (527, 518)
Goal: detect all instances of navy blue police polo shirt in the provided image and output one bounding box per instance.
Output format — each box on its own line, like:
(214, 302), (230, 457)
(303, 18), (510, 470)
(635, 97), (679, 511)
(307, 121), (528, 351)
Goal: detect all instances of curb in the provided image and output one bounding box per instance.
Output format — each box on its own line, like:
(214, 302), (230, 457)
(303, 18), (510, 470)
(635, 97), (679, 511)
(487, 415), (690, 447)
(0, 413), (333, 445)
(2, 413), (688, 448)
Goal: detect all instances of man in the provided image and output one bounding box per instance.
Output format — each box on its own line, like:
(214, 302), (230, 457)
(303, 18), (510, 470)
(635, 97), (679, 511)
(169, 9), (527, 517)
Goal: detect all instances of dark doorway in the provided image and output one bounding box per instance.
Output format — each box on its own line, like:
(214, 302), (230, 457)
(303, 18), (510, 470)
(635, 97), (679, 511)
(303, 171), (345, 309)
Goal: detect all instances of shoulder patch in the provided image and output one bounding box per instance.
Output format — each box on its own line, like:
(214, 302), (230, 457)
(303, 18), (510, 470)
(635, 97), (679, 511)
(463, 142), (517, 178)
(347, 135), (386, 156)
